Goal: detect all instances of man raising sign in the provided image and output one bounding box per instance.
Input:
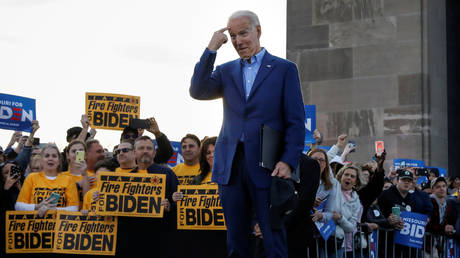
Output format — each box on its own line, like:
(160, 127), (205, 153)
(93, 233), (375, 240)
(190, 10), (305, 258)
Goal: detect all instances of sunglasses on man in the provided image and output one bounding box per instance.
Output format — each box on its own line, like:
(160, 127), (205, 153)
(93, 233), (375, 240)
(115, 148), (133, 155)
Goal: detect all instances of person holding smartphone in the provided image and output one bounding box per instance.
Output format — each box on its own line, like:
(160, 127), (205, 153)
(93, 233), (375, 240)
(61, 140), (91, 208)
(14, 144), (79, 216)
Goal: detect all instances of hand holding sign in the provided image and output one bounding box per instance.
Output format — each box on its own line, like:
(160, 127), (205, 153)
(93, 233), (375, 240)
(172, 191), (184, 202)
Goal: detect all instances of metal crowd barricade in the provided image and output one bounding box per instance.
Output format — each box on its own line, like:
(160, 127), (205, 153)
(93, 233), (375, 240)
(305, 225), (458, 258)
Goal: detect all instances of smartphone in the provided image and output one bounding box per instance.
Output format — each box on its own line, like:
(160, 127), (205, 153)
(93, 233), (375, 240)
(392, 206), (401, 219)
(415, 168), (430, 177)
(49, 192), (60, 205)
(76, 150), (85, 162)
(375, 141), (384, 156)
(10, 166), (22, 178)
(129, 118), (150, 129)
(32, 138), (40, 146)
(348, 140), (356, 152)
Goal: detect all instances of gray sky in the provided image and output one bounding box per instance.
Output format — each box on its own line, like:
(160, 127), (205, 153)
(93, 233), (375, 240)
(0, 0), (286, 150)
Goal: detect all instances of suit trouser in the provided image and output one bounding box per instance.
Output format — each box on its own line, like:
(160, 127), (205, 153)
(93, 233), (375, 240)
(219, 142), (288, 258)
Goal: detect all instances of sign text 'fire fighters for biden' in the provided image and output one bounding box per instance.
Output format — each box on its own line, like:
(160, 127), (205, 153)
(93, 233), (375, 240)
(85, 92), (140, 130)
(54, 212), (117, 255)
(177, 185), (226, 230)
(96, 172), (166, 217)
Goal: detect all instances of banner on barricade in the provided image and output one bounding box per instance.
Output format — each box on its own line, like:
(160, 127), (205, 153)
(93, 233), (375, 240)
(177, 184), (226, 230)
(369, 230), (378, 258)
(5, 211), (56, 253)
(394, 211), (428, 249)
(96, 172), (166, 217)
(85, 92), (140, 130)
(54, 211), (117, 255)
(0, 93), (36, 132)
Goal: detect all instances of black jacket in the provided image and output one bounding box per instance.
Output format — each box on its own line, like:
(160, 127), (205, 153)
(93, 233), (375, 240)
(358, 168), (385, 221)
(286, 155), (320, 258)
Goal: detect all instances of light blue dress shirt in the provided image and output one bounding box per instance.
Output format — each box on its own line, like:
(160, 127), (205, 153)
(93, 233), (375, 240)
(241, 48), (266, 100)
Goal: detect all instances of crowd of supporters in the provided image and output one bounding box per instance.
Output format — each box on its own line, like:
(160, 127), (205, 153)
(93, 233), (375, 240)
(0, 117), (459, 257)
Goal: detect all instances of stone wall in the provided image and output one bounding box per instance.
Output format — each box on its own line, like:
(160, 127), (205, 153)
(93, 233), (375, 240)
(287, 0), (448, 170)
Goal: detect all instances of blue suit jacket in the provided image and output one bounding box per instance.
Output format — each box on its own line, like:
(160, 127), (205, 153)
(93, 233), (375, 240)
(190, 49), (305, 189)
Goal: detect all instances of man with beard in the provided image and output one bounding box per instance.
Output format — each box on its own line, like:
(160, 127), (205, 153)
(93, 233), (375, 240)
(116, 136), (178, 256)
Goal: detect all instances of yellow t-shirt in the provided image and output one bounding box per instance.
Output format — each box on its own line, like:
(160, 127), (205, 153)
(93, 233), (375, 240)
(82, 188), (97, 212)
(136, 169), (148, 174)
(61, 170), (96, 187)
(17, 172), (79, 208)
(172, 163), (200, 185)
(115, 167), (135, 173)
(201, 172), (213, 184)
(61, 170), (95, 209)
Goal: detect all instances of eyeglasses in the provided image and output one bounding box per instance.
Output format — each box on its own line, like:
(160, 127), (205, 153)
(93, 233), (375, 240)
(123, 134), (137, 140)
(115, 148), (133, 155)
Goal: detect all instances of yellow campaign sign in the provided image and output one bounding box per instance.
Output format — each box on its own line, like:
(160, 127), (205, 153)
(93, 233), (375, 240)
(96, 172), (166, 218)
(54, 211), (117, 256)
(177, 184), (226, 230)
(177, 175), (196, 185)
(5, 210), (57, 254)
(85, 92), (140, 130)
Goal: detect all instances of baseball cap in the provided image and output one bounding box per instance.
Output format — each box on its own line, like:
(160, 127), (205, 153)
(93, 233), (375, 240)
(397, 169), (413, 180)
(431, 177), (447, 189)
(329, 155), (344, 165)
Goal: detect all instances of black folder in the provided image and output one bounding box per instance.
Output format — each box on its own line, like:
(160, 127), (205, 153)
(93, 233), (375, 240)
(259, 124), (283, 171)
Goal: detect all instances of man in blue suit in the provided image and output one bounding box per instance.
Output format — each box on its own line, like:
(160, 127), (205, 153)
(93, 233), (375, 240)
(190, 10), (305, 258)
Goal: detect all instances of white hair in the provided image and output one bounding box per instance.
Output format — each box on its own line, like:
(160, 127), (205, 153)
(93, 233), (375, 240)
(229, 10), (260, 28)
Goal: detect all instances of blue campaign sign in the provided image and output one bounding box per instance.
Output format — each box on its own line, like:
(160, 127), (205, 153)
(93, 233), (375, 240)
(394, 211), (428, 249)
(304, 105), (316, 144)
(393, 159), (425, 170)
(316, 219), (336, 241)
(0, 93), (36, 132)
(427, 166), (447, 177)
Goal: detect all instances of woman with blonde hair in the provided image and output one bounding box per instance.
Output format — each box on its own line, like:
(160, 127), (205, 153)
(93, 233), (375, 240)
(317, 164), (364, 258)
(15, 144), (79, 216)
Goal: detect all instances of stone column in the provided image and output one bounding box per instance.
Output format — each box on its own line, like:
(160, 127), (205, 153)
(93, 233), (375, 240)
(287, 0), (448, 171)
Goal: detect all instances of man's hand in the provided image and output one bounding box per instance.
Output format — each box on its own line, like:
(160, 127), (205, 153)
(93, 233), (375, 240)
(172, 191), (184, 202)
(208, 27), (228, 51)
(336, 134), (347, 148)
(366, 222), (379, 231)
(388, 214), (404, 230)
(146, 117), (161, 138)
(271, 161), (291, 179)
